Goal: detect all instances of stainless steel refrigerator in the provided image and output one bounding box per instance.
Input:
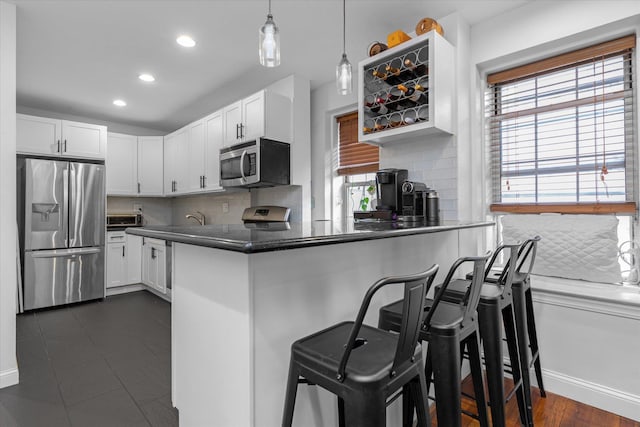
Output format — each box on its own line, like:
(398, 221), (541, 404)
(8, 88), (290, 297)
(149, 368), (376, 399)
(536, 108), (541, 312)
(17, 157), (105, 310)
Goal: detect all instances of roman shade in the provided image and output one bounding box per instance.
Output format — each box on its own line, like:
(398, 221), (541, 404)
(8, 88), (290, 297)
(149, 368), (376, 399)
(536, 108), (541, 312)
(336, 111), (379, 176)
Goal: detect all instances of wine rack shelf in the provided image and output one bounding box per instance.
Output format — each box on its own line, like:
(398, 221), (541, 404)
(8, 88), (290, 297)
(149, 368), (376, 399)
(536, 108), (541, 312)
(358, 29), (454, 145)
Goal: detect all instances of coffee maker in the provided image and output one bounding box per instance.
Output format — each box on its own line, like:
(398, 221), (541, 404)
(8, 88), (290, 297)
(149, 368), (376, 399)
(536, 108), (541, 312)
(375, 169), (408, 214)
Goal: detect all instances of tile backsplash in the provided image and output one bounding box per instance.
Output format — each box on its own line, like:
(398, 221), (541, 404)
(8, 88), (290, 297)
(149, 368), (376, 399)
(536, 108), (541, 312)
(107, 186), (301, 226)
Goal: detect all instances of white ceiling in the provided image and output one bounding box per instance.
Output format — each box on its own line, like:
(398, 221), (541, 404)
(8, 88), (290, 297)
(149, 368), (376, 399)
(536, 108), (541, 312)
(14, 0), (531, 133)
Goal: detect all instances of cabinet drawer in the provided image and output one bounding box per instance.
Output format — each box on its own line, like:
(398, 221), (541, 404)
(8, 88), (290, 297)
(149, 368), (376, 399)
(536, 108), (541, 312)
(107, 231), (126, 243)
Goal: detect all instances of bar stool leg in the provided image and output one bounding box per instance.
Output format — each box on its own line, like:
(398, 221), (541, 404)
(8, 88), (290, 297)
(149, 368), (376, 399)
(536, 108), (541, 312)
(282, 361), (299, 427)
(343, 393), (386, 427)
(525, 286), (546, 397)
(512, 285), (534, 426)
(338, 397), (346, 427)
(412, 370), (432, 427)
(467, 331), (490, 427)
(478, 302), (506, 427)
(430, 331), (462, 427)
(402, 384), (414, 427)
(503, 304), (528, 427)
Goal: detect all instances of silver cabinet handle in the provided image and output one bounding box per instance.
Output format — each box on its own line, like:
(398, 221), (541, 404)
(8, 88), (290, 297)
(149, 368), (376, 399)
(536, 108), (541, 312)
(240, 123), (244, 139)
(151, 247), (156, 259)
(138, 182), (141, 193)
(236, 124), (240, 140)
(63, 139), (67, 152)
(122, 246), (125, 257)
(57, 140), (61, 153)
(202, 175), (206, 188)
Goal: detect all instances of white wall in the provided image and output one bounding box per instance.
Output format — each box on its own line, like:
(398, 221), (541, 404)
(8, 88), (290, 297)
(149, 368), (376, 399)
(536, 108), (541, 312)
(0, 1), (18, 389)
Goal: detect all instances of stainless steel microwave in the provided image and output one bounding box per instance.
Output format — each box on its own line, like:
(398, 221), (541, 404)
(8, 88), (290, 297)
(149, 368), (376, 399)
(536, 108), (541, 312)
(219, 138), (290, 188)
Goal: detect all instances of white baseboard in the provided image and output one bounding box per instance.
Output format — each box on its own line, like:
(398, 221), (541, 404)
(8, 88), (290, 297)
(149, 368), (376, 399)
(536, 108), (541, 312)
(106, 284), (145, 296)
(0, 367), (19, 389)
(540, 368), (640, 422)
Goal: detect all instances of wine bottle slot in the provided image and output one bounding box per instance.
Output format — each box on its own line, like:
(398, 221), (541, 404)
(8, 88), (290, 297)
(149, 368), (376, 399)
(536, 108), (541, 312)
(404, 58), (428, 77)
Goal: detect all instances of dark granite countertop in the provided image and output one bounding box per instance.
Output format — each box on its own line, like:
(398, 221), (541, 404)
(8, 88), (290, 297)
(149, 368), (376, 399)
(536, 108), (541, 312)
(126, 220), (494, 254)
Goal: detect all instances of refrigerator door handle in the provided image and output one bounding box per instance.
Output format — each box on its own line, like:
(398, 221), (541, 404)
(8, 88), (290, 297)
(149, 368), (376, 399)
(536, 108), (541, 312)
(29, 247), (102, 258)
(63, 165), (69, 247)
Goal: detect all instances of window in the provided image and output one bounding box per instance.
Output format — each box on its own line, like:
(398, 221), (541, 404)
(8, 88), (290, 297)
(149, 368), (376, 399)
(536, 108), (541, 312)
(336, 111), (380, 219)
(487, 35), (636, 214)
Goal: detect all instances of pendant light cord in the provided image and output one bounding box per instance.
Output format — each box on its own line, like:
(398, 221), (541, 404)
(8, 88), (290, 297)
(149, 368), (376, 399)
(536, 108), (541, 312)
(342, 0), (346, 55)
(268, 0), (272, 15)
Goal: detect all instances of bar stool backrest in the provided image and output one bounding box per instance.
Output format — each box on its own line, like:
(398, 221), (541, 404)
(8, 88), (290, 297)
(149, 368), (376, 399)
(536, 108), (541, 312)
(337, 265), (439, 382)
(425, 254), (491, 330)
(515, 236), (542, 280)
(491, 243), (520, 297)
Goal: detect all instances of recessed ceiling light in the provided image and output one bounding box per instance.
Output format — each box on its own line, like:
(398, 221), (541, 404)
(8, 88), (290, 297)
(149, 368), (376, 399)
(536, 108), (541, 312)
(139, 73), (155, 82)
(176, 35), (196, 48)
(113, 99), (127, 107)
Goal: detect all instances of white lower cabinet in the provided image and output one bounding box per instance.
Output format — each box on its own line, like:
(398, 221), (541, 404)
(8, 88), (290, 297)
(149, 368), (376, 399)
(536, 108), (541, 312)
(142, 237), (167, 293)
(106, 231), (129, 288)
(126, 234), (143, 283)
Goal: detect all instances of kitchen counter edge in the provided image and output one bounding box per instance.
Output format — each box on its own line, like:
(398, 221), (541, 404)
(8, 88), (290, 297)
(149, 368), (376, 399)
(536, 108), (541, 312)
(125, 221), (495, 254)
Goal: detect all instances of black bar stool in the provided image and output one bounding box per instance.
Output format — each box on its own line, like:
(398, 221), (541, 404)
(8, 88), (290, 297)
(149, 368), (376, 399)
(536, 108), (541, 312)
(378, 255), (491, 427)
(466, 236), (545, 423)
(443, 243), (530, 427)
(282, 265), (439, 427)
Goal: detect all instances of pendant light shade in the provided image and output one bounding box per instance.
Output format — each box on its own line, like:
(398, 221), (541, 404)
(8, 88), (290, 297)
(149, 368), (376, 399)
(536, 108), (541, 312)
(336, 0), (351, 95)
(336, 53), (352, 95)
(259, 0), (280, 67)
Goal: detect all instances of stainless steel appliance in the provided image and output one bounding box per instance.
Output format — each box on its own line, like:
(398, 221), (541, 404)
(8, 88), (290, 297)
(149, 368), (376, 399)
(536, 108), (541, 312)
(242, 206), (291, 231)
(401, 180), (428, 220)
(17, 157), (105, 310)
(106, 213), (143, 229)
(220, 138), (290, 188)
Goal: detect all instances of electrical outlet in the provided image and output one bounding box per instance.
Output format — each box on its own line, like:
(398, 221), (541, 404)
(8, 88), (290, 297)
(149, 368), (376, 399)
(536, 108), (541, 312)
(222, 202), (229, 213)
(133, 203), (143, 213)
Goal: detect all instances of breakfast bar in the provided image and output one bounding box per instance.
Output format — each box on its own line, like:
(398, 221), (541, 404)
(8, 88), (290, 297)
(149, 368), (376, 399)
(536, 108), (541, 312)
(128, 220), (493, 427)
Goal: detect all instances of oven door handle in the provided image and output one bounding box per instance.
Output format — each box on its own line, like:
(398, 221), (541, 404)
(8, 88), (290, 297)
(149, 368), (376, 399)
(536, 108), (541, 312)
(240, 150), (247, 184)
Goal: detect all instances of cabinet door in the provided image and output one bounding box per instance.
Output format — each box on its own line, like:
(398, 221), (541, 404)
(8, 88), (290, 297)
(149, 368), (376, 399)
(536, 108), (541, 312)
(62, 120), (107, 159)
(241, 91), (265, 142)
(163, 133), (176, 195)
(137, 136), (164, 196)
(204, 110), (224, 191)
(187, 120), (206, 192)
(106, 243), (126, 288)
(17, 114), (62, 156)
(141, 242), (155, 287)
(125, 234), (142, 284)
(172, 127), (189, 194)
(106, 133), (137, 195)
(152, 243), (167, 293)
(223, 100), (243, 145)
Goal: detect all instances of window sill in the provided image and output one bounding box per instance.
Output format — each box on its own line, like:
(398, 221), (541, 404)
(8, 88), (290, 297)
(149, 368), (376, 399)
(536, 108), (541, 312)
(530, 274), (640, 320)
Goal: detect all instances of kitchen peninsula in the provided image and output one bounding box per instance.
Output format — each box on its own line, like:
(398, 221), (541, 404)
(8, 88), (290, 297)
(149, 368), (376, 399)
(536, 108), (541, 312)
(128, 220), (493, 426)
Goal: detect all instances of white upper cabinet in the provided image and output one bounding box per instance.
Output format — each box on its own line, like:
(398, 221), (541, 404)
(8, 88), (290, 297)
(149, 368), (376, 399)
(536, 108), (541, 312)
(17, 114), (107, 159)
(137, 136), (164, 196)
(223, 90), (292, 145)
(204, 110), (224, 191)
(164, 127), (189, 195)
(106, 133), (163, 196)
(106, 132), (138, 195)
(186, 119), (206, 193)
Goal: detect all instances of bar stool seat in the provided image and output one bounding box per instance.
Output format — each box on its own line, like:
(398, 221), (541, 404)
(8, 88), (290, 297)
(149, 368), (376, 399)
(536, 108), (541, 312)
(282, 266), (440, 427)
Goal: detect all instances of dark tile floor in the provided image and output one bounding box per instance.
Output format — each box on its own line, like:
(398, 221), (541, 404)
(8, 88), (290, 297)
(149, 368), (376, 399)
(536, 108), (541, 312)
(0, 291), (177, 427)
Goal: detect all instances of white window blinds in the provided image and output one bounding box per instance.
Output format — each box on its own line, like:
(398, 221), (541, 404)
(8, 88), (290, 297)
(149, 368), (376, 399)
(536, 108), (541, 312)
(486, 35), (636, 214)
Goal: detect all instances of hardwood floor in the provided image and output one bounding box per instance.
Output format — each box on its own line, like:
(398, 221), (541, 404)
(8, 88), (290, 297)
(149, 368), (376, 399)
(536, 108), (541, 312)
(428, 377), (640, 427)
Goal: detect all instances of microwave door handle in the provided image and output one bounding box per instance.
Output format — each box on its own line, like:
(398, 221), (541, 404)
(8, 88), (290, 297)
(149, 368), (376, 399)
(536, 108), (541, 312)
(240, 150), (247, 184)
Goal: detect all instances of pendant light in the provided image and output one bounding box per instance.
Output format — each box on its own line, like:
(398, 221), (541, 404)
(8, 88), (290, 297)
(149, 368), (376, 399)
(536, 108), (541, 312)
(259, 0), (280, 67)
(336, 0), (352, 95)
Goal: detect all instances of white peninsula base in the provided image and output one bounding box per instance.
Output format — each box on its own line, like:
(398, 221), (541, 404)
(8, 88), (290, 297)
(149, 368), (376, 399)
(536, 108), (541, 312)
(170, 227), (484, 427)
